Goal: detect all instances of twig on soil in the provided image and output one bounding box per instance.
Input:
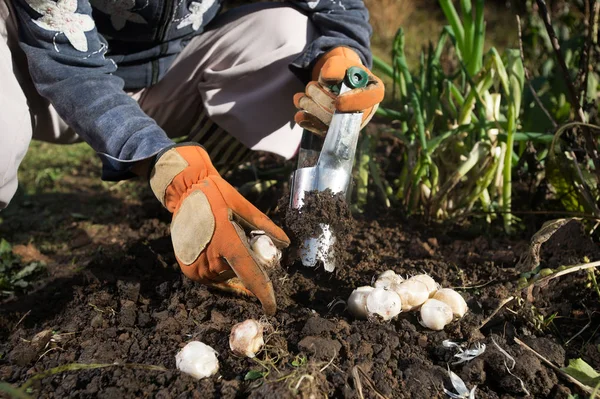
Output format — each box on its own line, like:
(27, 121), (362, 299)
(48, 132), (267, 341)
(20, 362), (167, 390)
(451, 279), (496, 290)
(352, 366), (365, 399)
(351, 366), (390, 399)
(293, 374), (315, 392)
(564, 311), (593, 346)
(319, 350), (337, 372)
(327, 298), (347, 313)
(531, 261), (600, 287)
(514, 337), (594, 395)
(13, 310), (31, 331)
(476, 296), (514, 331)
(516, 15), (557, 129)
(535, 0), (600, 178)
(36, 347), (63, 363)
(490, 337), (530, 396)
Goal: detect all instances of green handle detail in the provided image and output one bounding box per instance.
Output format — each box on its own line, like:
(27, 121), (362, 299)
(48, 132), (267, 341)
(344, 67), (369, 89)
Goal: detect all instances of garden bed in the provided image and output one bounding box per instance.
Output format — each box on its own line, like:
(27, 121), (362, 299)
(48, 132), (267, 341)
(1, 150), (599, 398)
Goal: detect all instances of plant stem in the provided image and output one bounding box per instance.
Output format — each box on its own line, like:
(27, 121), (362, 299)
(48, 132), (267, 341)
(439, 0), (465, 56)
(502, 103), (516, 232)
(590, 269), (600, 301)
(470, 0), (485, 75)
(372, 55), (394, 79)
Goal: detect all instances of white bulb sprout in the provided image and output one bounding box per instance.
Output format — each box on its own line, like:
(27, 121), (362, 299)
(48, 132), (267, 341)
(229, 319), (265, 358)
(175, 341), (219, 380)
(347, 286), (374, 319)
(365, 287), (402, 321)
(374, 270), (404, 289)
(433, 289), (468, 318)
(249, 230), (281, 267)
(407, 274), (439, 297)
(392, 279), (430, 311)
(419, 299), (453, 331)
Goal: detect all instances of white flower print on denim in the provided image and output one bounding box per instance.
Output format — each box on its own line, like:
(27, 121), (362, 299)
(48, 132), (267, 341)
(177, 0), (214, 31)
(26, 0), (95, 51)
(90, 0), (147, 30)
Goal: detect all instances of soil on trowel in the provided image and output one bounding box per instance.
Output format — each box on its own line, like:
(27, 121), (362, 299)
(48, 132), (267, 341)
(283, 189), (355, 270)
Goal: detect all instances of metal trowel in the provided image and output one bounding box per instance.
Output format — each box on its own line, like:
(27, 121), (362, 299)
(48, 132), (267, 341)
(289, 66), (369, 272)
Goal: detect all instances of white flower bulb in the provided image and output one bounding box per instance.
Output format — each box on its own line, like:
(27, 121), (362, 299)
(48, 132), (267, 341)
(407, 274), (439, 297)
(365, 287), (402, 321)
(175, 341), (219, 379)
(347, 286), (374, 319)
(249, 232), (281, 267)
(433, 289), (468, 318)
(392, 279), (430, 311)
(420, 299), (453, 330)
(374, 270), (404, 289)
(229, 319), (265, 358)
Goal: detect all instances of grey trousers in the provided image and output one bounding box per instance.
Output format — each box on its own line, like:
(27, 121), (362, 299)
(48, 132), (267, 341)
(0, 1), (313, 209)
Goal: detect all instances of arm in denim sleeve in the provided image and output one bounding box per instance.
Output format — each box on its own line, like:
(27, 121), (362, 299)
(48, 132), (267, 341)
(12, 0), (174, 180)
(288, 0), (372, 79)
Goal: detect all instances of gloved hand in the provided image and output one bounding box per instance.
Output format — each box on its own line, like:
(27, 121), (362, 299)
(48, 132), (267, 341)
(293, 47), (385, 135)
(149, 144), (290, 315)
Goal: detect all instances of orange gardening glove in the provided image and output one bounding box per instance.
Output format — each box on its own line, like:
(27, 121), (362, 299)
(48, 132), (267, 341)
(149, 144), (290, 315)
(293, 47), (385, 135)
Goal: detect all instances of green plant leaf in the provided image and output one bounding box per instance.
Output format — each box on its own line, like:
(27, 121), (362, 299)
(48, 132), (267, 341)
(244, 370), (266, 381)
(0, 239), (12, 255)
(11, 262), (44, 282)
(291, 356), (307, 367)
(0, 382), (32, 399)
(561, 358), (600, 387)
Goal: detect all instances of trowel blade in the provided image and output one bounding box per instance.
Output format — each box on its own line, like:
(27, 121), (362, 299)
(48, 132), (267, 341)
(299, 223), (336, 272)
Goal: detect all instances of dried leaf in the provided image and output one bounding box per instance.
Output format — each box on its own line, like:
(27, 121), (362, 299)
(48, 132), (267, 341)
(443, 340), (486, 365)
(444, 366), (476, 398)
(516, 218), (579, 272)
(453, 343), (486, 365)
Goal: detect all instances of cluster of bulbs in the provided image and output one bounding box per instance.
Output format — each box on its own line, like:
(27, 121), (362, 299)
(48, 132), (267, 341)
(347, 270), (468, 330)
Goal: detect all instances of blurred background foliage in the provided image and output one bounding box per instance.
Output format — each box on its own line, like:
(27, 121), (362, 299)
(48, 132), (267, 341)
(356, 0), (600, 234)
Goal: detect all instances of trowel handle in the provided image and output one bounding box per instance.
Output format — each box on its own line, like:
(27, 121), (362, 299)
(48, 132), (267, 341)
(296, 67), (369, 167)
(332, 66), (369, 95)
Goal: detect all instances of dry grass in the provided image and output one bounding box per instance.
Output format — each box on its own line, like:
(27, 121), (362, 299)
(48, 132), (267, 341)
(364, 0), (415, 43)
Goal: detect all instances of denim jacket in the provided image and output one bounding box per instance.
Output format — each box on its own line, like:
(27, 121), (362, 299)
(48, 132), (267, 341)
(12, 0), (373, 180)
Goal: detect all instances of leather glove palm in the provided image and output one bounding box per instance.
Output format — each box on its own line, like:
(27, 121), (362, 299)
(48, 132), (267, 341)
(150, 144), (290, 315)
(293, 47), (385, 135)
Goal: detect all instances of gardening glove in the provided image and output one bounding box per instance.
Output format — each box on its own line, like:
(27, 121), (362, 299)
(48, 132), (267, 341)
(149, 144), (290, 315)
(293, 46), (385, 136)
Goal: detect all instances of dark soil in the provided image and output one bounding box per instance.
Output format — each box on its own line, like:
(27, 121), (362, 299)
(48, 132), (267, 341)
(283, 189), (355, 269)
(1, 154), (600, 399)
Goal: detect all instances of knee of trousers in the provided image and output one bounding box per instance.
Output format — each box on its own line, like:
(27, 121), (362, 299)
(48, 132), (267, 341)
(0, 107), (32, 210)
(242, 5), (317, 59)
